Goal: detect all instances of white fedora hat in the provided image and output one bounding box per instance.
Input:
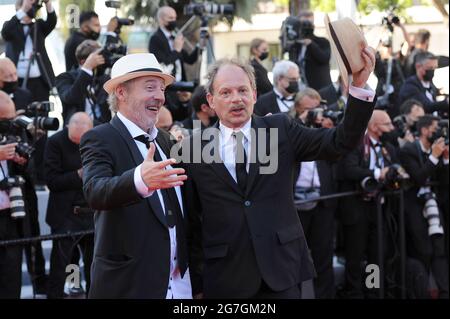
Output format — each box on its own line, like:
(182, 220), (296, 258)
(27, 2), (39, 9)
(103, 53), (175, 94)
(325, 15), (367, 87)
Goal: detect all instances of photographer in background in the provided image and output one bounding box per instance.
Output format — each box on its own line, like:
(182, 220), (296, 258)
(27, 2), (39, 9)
(0, 57), (32, 110)
(339, 110), (401, 298)
(287, 11), (332, 91)
(0, 91), (47, 297)
(398, 52), (449, 115)
(391, 99), (425, 147)
(404, 29), (431, 78)
(45, 112), (94, 299)
(399, 115), (449, 298)
(1, 0), (56, 103)
(254, 60), (300, 116)
(56, 40), (111, 125)
(64, 11), (120, 71)
(181, 85), (216, 131)
(149, 6), (199, 83)
(289, 87), (322, 125)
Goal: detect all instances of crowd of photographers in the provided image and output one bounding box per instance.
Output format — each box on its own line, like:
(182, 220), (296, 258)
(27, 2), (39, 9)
(0, 0), (448, 299)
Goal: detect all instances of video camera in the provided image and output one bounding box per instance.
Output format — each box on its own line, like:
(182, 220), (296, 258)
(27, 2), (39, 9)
(280, 16), (314, 53)
(105, 1), (134, 34)
(184, 1), (235, 17)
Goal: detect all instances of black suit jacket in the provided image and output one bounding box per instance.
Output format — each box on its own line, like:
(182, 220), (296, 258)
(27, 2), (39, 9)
(398, 75), (448, 114)
(80, 116), (188, 299)
(181, 95), (375, 298)
(339, 138), (399, 225)
(11, 87), (32, 111)
(251, 59), (273, 98)
(44, 128), (92, 231)
(148, 28), (198, 81)
(56, 68), (111, 125)
(1, 11), (57, 88)
(254, 90), (281, 116)
(289, 35), (332, 90)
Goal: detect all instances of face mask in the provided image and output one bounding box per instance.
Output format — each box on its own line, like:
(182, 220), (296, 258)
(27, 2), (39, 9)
(166, 21), (177, 32)
(259, 52), (269, 61)
(1, 81), (18, 94)
(380, 131), (396, 144)
(87, 29), (100, 40)
(423, 69), (435, 82)
(285, 80), (299, 94)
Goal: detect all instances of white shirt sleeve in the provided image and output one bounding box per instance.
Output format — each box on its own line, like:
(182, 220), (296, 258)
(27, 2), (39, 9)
(134, 164), (154, 198)
(444, 158), (449, 165)
(349, 85), (376, 103)
(81, 67), (93, 77)
(373, 168), (381, 181)
(429, 155), (439, 166)
(16, 10), (27, 20)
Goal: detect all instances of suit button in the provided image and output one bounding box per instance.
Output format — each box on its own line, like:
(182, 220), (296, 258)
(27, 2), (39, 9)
(244, 201), (251, 207)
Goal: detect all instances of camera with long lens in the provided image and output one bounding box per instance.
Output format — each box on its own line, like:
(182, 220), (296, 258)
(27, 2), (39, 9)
(184, 1), (235, 16)
(419, 192), (444, 236)
(360, 164), (410, 200)
(432, 119), (449, 145)
(280, 16), (314, 53)
(105, 1), (134, 34)
(305, 108), (323, 128)
(392, 115), (419, 139)
(100, 43), (127, 69)
(0, 135), (35, 160)
(14, 115), (59, 132)
(0, 176), (26, 219)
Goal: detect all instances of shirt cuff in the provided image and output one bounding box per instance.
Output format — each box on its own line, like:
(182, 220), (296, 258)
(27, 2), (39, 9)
(81, 67), (93, 76)
(134, 165), (154, 198)
(429, 155), (439, 166)
(444, 158), (449, 165)
(349, 85), (375, 103)
(105, 31), (117, 37)
(16, 10), (27, 20)
(373, 168), (381, 181)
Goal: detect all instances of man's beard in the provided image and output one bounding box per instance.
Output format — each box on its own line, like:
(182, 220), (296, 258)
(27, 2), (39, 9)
(128, 100), (158, 133)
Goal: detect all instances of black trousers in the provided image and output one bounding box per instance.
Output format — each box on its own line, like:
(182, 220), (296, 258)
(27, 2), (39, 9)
(251, 280), (301, 299)
(47, 229), (94, 299)
(298, 202), (336, 299)
(0, 210), (23, 298)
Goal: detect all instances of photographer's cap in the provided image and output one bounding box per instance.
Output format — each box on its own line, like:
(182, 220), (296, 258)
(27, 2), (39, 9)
(325, 15), (367, 87)
(103, 53), (175, 94)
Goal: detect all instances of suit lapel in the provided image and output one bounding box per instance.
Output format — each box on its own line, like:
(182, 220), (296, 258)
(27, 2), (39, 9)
(246, 116), (265, 195)
(271, 93), (282, 114)
(110, 116), (168, 228)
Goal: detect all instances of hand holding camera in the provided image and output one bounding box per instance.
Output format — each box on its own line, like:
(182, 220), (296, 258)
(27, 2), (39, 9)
(83, 49), (106, 71)
(432, 137), (446, 158)
(173, 34), (185, 52)
(0, 143), (18, 161)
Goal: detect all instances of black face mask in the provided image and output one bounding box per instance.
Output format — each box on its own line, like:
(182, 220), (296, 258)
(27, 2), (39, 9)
(1, 81), (18, 94)
(285, 81), (299, 94)
(87, 29), (100, 41)
(259, 52), (269, 61)
(166, 21), (177, 32)
(423, 69), (435, 82)
(380, 131), (397, 144)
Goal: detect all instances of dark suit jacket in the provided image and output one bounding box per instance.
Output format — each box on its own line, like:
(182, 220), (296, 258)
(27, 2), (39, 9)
(1, 11), (57, 88)
(11, 87), (32, 111)
(44, 128), (92, 231)
(148, 28), (198, 81)
(80, 116), (188, 299)
(339, 138), (399, 225)
(251, 58), (273, 98)
(398, 75), (448, 114)
(289, 35), (332, 90)
(254, 90), (281, 116)
(181, 95), (375, 298)
(56, 68), (111, 125)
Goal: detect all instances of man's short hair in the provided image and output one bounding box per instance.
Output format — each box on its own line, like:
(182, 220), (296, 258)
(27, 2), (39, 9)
(191, 85), (208, 113)
(415, 51), (437, 66)
(79, 11), (98, 26)
(294, 87), (321, 106)
(415, 29), (431, 45)
(75, 40), (101, 64)
(416, 114), (440, 134)
(272, 60), (299, 84)
(205, 58), (256, 95)
(400, 99), (424, 115)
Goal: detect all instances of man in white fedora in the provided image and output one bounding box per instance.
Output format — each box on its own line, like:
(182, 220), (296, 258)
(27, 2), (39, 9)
(79, 53), (191, 299)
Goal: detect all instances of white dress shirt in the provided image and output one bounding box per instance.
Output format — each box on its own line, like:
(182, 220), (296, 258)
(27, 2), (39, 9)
(116, 112), (192, 299)
(219, 119), (252, 182)
(161, 27), (182, 82)
(296, 161), (320, 188)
